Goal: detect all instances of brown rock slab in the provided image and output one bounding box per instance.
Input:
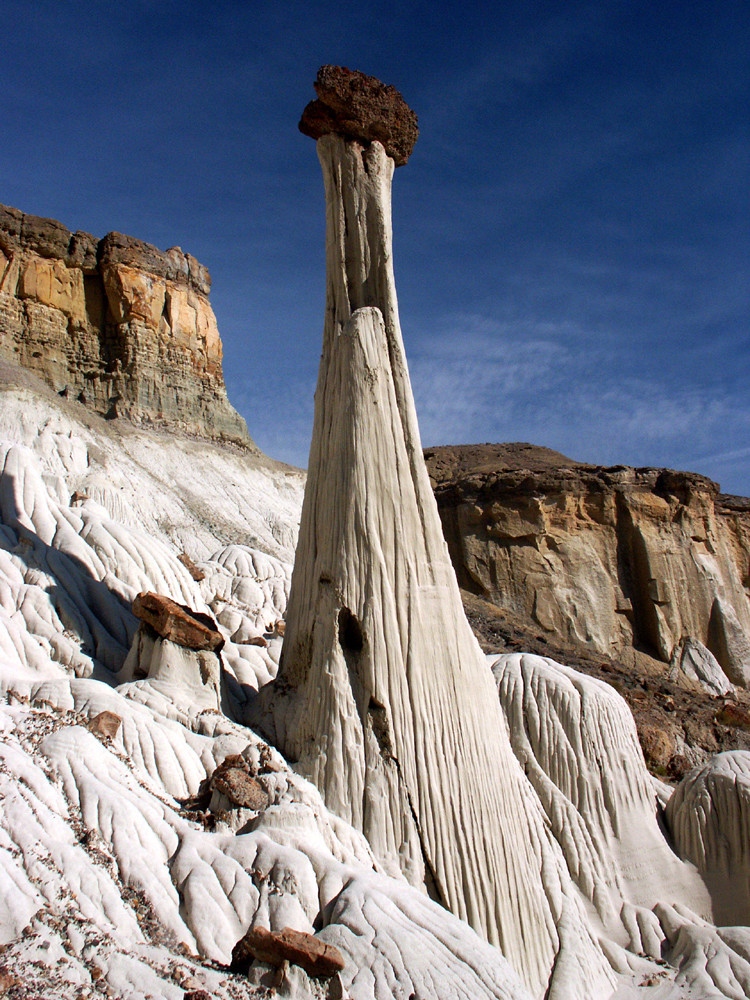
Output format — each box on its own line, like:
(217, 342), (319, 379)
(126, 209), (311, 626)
(132, 592), (224, 652)
(210, 755), (269, 810)
(299, 65), (418, 166)
(88, 711), (122, 740)
(231, 925), (345, 978)
(238, 635), (268, 647)
(178, 552), (205, 582)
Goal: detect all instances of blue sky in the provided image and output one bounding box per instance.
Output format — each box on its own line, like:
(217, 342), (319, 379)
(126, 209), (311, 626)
(3, 1), (749, 492)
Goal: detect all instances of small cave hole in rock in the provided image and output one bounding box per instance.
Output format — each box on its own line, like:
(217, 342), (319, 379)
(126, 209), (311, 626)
(368, 697), (393, 759)
(338, 607), (364, 654)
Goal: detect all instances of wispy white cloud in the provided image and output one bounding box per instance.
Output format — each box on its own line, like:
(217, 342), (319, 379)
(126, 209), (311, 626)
(407, 311), (750, 492)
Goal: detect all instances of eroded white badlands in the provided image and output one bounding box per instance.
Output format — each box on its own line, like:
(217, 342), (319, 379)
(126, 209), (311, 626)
(1, 66), (750, 1000)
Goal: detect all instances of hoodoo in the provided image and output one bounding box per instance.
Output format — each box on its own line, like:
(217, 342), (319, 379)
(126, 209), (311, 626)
(263, 66), (613, 996)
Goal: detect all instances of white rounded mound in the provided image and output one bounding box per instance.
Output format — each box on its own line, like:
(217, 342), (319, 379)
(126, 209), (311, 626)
(493, 652), (710, 927)
(666, 751), (750, 926)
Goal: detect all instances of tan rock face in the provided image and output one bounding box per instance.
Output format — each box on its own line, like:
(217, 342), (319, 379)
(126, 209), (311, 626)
(0, 203), (251, 444)
(101, 263), (167, 326)
(428, 444), (750, 688)
(18, 256), (86, 323)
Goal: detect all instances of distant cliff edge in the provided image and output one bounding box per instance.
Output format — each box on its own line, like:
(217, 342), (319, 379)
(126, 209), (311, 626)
(427, 442), (750, 689)
(0, 202), (252, 446)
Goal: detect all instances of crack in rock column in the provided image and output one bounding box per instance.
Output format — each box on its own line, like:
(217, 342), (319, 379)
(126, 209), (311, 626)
(265, 68), (614, 998)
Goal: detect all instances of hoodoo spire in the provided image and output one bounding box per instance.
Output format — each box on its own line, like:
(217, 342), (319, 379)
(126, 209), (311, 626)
(262, 66), (614, 997)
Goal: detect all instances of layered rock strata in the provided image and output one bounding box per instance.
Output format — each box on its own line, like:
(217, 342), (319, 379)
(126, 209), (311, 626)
(0, 203), (251, 443)
(264, 77), (615, 997)
(427, 443), (750, 687)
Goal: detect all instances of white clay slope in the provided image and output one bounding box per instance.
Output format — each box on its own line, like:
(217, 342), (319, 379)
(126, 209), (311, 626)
(494, 652), (711, 927)
(666, 751), (750, 927)
(265, 134), (616, 998)
(0, 678), (537, 1000)
(0, 386), (541, 1000)
(0, 372), (303, 563)
(2, 359), (750, 997)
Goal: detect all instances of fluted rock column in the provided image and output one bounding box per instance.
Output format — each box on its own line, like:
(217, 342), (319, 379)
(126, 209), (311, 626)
(264, 67), (613, 998)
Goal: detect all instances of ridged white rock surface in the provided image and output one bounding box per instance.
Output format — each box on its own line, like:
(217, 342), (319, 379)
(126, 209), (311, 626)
(264, 135), (616, 998)
(493, 652), (711, 926)
(673, 637), (734, 697)
(666, 752), (750, 926)
(0, 373), (303, 563)
(0, 675), (537, 1000)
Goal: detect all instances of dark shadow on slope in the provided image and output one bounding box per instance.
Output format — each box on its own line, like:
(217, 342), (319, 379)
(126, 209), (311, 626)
(1, 471), (138, 682)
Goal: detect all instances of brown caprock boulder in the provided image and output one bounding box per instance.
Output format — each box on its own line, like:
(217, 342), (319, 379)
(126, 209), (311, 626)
(231, 925), (345, 979)
(299, 65), (418, 165)
(132, 592), (224, 652)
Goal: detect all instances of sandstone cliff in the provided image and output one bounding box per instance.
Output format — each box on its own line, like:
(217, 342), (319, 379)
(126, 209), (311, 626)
(427, 443), (750, 688)
(0, 202), (251, 444)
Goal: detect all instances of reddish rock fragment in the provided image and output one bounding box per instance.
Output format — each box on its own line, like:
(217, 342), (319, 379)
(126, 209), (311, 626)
(210, 755), (269, 810)
(132, 592), (224, 652)
(231, 925), (345, 979)
(0, 968), (18, 990)
(639, 725), (675, 771)
(88, 711), (122, 741)
(716, 701), (750, 731)
(238, 635), (268, 647)
(178, 552), (205, 582)
(299, 65), (418, 166)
